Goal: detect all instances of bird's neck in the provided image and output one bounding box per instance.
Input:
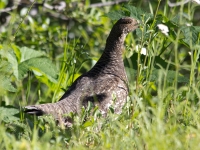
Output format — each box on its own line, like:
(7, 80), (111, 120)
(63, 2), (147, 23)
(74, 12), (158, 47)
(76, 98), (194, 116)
(88, 32), (128, 82)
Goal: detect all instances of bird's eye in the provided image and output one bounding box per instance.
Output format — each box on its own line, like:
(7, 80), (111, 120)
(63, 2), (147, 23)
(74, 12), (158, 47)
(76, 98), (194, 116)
(123, 21), (131, 24)
(120, 19), (132, 24)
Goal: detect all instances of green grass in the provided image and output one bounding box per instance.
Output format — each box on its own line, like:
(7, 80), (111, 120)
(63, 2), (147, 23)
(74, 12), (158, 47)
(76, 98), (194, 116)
(0, 1), (200, 150)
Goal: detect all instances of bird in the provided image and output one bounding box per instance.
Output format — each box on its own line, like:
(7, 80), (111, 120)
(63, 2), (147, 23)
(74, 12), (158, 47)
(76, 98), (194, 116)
(25, 17), (138, 126)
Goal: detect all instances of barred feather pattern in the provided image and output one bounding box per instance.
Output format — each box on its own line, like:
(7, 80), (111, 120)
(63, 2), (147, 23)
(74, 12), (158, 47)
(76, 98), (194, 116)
(25, 17), (138, 126)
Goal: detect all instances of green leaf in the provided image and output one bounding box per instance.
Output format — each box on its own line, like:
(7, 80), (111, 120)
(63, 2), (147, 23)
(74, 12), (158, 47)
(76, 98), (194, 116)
(123, 4), (153, 21)
(105, 10), (127, 20)
(0, 74), (17, 93)
(194, 26), (200, 32)
(82, 120), (94, 128)
(11, 44), (21, 63)
(150, 69), (189, 83)
(125, 53), (174, 70)
(180, 26), (199, 48)
(125, 53), (188, 83)
(0, 59), (12, 74)
(125, 67), (137, 81)
(0, 107), (19, 123)
(136, 26), (150, 41)
(18, 57), (58, 82)
(12, 46), (59, 82)
(19, 46), (46, 62)
(0, 48), (19, 79)
(105, 5), (152, 22)
(170, 14), (188, 25)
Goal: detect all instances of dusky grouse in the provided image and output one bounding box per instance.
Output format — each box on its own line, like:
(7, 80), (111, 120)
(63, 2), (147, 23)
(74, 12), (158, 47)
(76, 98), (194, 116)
(25, 17), (138, 126)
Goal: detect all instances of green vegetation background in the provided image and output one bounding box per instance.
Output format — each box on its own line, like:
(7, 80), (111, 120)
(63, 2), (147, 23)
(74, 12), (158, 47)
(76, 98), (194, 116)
(0, 0), (200, 149)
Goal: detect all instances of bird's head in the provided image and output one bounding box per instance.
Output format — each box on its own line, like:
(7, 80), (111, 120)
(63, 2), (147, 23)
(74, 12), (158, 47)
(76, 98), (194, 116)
(112, 17), (138, 35)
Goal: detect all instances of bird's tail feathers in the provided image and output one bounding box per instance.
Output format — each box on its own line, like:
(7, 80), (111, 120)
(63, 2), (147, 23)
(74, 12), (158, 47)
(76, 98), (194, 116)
(24, 103), (55, 116)
(24, 105), (45, 116)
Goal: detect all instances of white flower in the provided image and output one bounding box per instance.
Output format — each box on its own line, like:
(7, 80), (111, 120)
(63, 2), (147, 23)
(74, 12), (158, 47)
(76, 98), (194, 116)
(20, 8), (28, 16)
(55, 1), (66, 11)
(157, 24), (169, 36)
(30, 8), (37, 16)
(186, 23), (192, 26)
(192, 0), (200, 4)
(136, 45), (147, 55)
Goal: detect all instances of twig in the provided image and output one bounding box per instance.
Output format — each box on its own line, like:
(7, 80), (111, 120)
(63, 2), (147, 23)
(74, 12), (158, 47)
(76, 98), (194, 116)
(0, 5), (17, 13)
(0, 0), (129, 22)
(0, 0), (129, 13)
(89, 0), (129, 8)
(168, 0), (190, 7)
(45, 11), (69, 20)
(14, 1), (36, 38)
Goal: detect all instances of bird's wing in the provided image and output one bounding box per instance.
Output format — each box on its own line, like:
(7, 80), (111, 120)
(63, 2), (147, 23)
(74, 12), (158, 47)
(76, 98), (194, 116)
(80, 74), (128, 114)
(24, 75), (93, 116)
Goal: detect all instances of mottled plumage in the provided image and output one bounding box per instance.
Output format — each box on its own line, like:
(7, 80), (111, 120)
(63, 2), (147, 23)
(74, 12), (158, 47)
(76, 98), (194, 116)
(25, 17), (138, 126)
